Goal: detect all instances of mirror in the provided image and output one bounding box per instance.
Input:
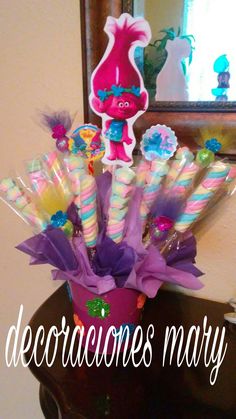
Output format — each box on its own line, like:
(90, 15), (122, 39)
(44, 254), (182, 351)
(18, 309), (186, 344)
(132, 0), (236, 110)
(80, 0), (236, 160)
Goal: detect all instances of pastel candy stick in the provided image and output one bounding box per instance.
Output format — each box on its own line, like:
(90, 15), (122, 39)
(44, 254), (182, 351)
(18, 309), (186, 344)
(171, 161), (199, 197)
(115, 167), (136, 185)
(63, 155), (86, 187)
(112, 182), (133, 198)
(199, 164), (236, 212)
(80, 175), (98, 247)
(165, 147), (194, 188)
(43, 151), (71, 202)
(139, 124), (178, 223)
(63, 155), (86, 210)
(174, 162), (230, 233)
(0, 177), (45, 230)
(110, 194), (130, 209)
(140, 160), (168, 222)
(107, 167), (135, 243)
(136, 159), (151, 187)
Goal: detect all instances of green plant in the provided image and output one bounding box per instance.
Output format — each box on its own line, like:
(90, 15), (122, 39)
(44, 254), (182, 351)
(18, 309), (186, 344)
(143, 27), (195, 92)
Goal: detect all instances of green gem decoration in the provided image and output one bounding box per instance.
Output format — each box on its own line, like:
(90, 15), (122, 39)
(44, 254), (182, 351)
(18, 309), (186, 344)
(61, 219), (74, 237)
(196, 148), (214, 167)
(86, 298), (110, 319)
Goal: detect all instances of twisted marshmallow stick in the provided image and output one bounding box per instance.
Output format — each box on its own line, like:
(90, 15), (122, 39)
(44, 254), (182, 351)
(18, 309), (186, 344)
(171, 161), (199, 197)
(136, 159), (151, 187)
(140, 160), (168, 223)
(174, 162), (230, 233)
(107, 167), (135, 243)
(63, 155), (86, 211)
(0, 177), (45, 230)
(80, 174), (98, 247)
(165, 147), (194, 188)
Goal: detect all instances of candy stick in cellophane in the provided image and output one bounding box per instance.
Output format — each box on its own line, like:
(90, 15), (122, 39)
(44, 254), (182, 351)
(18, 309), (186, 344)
(136, 159), (151, 187)
(165, 147), (195, 188)
(43, 151), (72, 203)
(27, 158), (67, 217)
(190, 164), (236, 230)
(138, 124), (178, 227)
(174, 161), (231, 233)
(165, 138), (224, 196)
(149, 139), (227, 242)
(79, 174), (98, 248)
(169, 155), (199, 198)
(26, 154), (75, 237)
(63, 155), (86, 214)
(139, 160), (169, 224)
(0, 177), (46, 231)
(107, 167), (136, 243)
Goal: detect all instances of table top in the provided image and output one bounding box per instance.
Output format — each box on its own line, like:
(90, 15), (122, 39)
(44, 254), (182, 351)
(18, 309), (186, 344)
(25, 284), (236, 419)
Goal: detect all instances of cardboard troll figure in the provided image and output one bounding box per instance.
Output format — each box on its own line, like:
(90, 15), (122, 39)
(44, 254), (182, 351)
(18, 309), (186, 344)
(90, 13), (151, 166)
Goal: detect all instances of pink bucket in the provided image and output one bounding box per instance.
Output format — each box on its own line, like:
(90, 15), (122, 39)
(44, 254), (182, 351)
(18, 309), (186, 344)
(68, 282), (146, 354)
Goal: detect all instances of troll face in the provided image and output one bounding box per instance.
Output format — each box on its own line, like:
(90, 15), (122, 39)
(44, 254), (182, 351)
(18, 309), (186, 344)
(92, 92), (147, 120)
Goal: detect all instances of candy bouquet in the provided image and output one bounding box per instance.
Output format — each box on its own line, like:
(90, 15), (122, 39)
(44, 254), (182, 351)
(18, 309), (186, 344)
(1, 14), (236, 353)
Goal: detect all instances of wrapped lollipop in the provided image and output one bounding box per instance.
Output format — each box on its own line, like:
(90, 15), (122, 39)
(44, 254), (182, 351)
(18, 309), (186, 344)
(68, 124), (105, 174)
(41, 110), (72, 153)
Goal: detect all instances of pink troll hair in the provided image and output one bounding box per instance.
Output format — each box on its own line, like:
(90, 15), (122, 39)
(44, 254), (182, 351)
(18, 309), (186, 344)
(90, 13), (151, 97)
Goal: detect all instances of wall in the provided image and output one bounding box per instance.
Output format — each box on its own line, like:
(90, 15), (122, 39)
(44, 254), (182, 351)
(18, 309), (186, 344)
(0, 1), (83, 418)
(145, 0), (184, 41)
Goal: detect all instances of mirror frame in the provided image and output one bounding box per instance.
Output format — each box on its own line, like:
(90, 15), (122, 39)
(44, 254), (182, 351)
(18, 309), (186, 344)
(80, 0), (236, 159)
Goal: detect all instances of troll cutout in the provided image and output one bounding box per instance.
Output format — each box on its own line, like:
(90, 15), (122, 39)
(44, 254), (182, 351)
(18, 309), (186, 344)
(90, 13), (151, 166)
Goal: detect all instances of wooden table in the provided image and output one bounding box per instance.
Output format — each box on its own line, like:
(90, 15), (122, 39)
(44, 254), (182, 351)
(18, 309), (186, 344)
(25, 284), (236, 419)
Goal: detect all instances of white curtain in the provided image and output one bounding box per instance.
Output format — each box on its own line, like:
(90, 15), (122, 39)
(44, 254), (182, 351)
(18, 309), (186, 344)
(183, 0), (236, 100)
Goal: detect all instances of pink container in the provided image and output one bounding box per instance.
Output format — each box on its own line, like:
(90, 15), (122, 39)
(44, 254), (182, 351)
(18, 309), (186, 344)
(69, 282), (145, 354)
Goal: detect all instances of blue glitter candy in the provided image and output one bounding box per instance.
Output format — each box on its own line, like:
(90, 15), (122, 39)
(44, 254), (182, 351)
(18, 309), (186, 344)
(51, 211), (68, 228)
(205, 138), (222, 153)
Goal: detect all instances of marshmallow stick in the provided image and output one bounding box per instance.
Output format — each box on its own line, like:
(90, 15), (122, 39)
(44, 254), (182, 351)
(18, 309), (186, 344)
(80, 174), (98, 247)
(165, 147), (194, 188)
(171, 161), (199, 198)
(140, 160), (168, 223)
(0, 177), (46, 231)
(136, 159), (151, 187)
(63, 155), (86, 211)
(107, 167), (135, 243)
(174, 162), (230, 233)
(43, 151), (71, 202)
